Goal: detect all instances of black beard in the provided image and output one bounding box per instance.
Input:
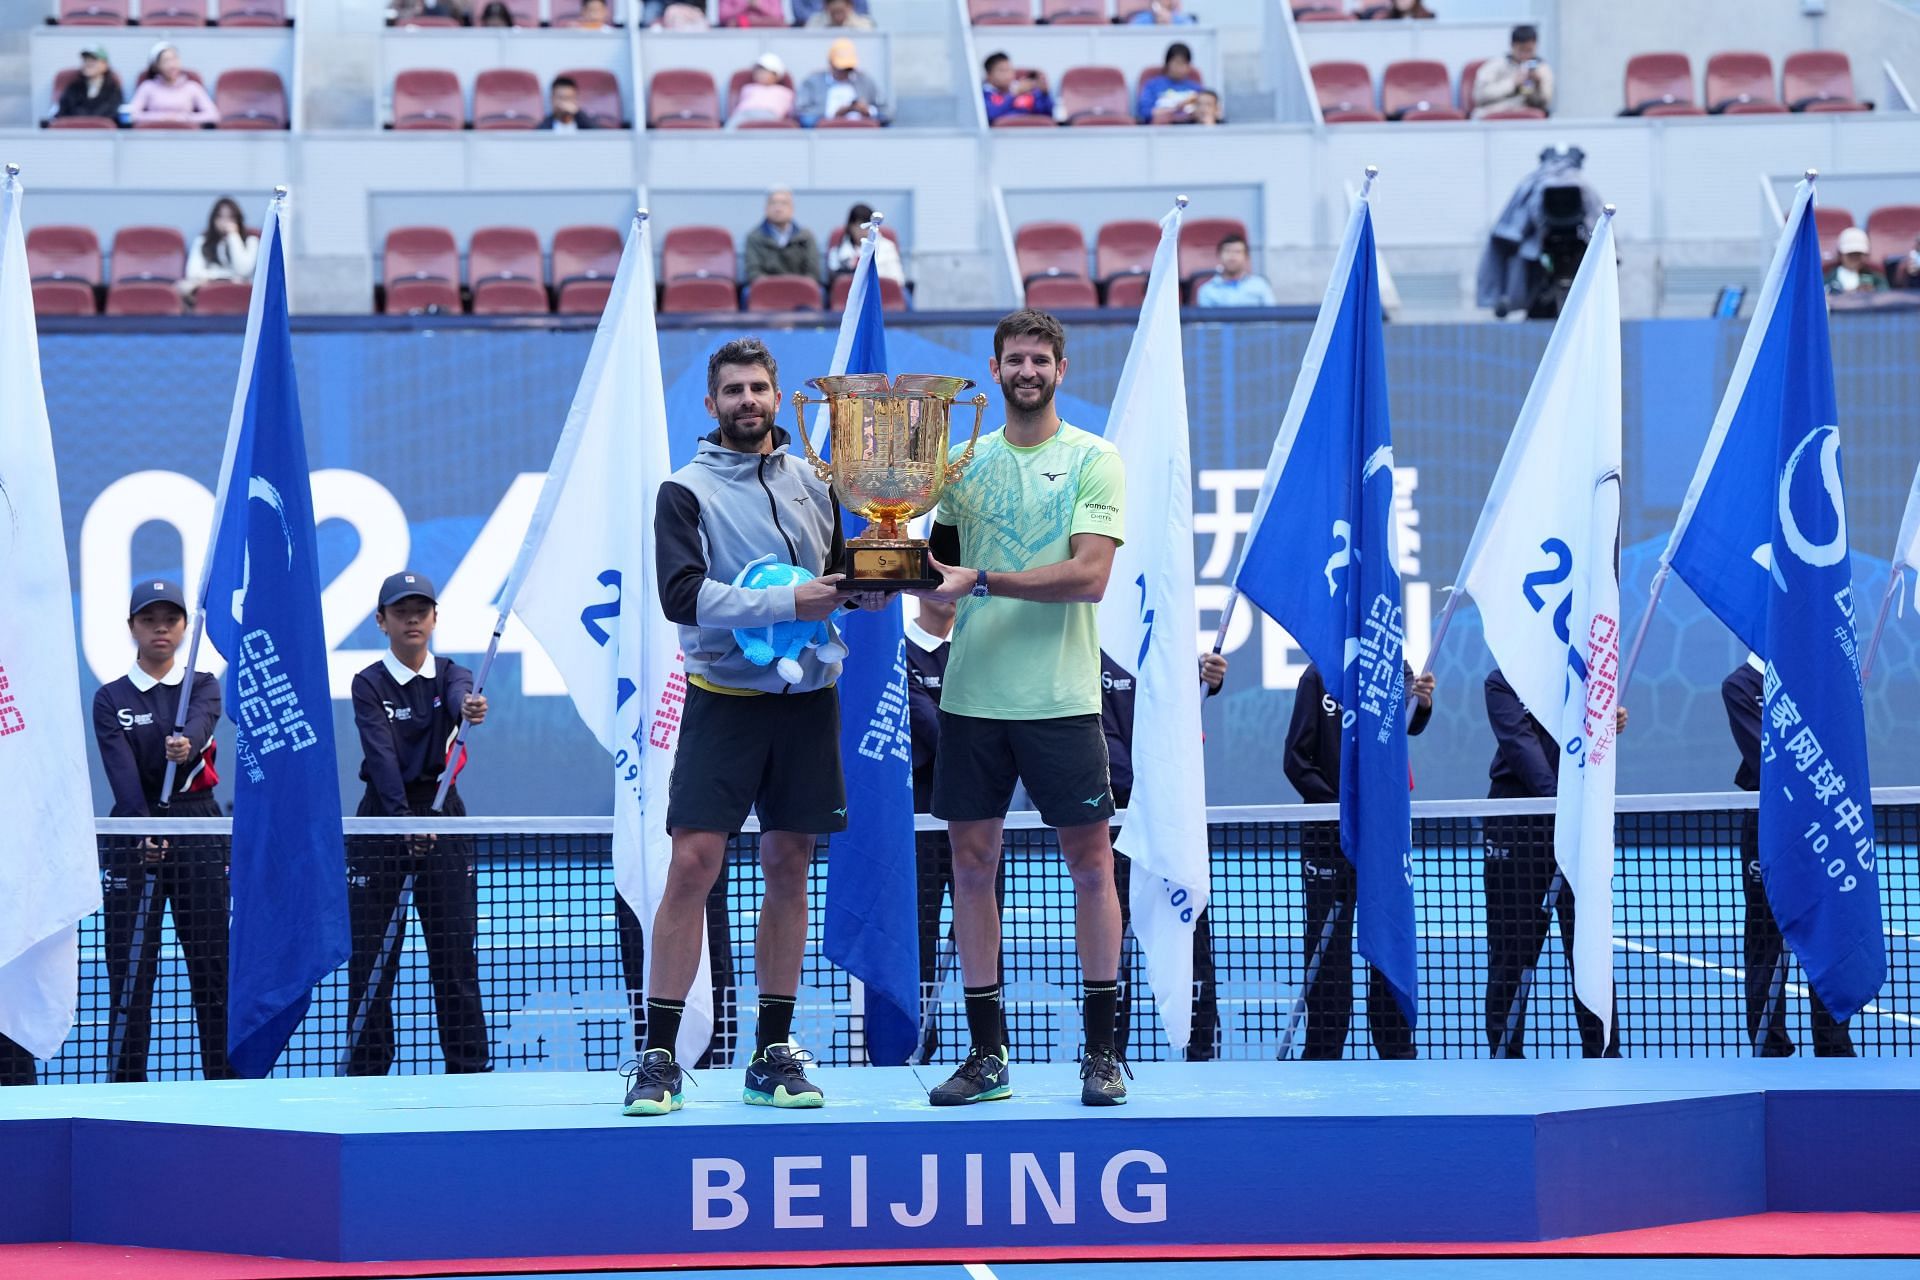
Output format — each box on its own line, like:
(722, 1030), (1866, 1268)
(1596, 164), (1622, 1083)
(717, 408), (774, 448)
(1001, 377), (1055, 411)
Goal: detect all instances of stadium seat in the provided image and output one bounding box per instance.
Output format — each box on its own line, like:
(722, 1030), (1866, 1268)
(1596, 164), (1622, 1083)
(57, 0), (128, 24)
(471, 279), (550, 315)
(1311, 62), (1383, 123)
(1381, 60), (1464, 121)
(469, 226), (544, 293)
(1811, 205), (1853, 267)
(215, 69), (288, 130)
(551, 0), (623, 26)
(1114, 0), (1153, 18)
(191, 281), (252, 315)
(50, 116), (118, 129)
(474, 69), (543, 130)
(1178, 217), (1247, 283)
(383, 226), (459, 291)
(1042, 0), (1108, 24)
(217, 0), (290, 26)
(1059, 67), (1132, 126)
(106, 282), (184, 316)
(746, 275), (824, 311)
(1294, 2), (1355, 22)
(33, 280), (98, 316)
(385, 278), (461, 314)
(827, 274), (908, 311)
(1704, 51), (1785, 114)
(661, 225), (737, 284)
(552, 224), (622, 290)
(1025, 276), (1097, 309)
(392, 69), (464, 130)
(649, 69), (721, 129)
(109, 226), (187, 284)
(816, 116), (883, 128)
(1867, 205), (1920, 270)
(1095, 219), (1158, 285)
(1783, 51), (1869, 112)
(1458, 58), (1483, 113)
(970, 0), (1033, 24)
(662, 279), (740, 313)
(140, 0), (208, 25)
(394, 12), (461, 25)
(133, 118), (205, 131)
(562, 68), (625, 127)
(991, 113), (1055, 127)
(27, 226), (102, 286)
(556, 278), (612, 314)
(1623, 53), (1703, 116)
(1105, 274), (1148, 307)
(1016, 221), (1088, 283)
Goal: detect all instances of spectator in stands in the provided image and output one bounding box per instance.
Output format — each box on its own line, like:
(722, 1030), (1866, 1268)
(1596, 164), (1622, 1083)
(181, 196), (258, 306)
(796, 39), (887, 127)
(56, 46), (123, 124)
(1129, 0), (1197, 25)
(825, 203), (906, 286)
(718, 0), (784, 24)
(1136, 43), (1204, 124)
(1826, 227), (1888, 295)
(1473, 24), (1554, 118)
(745, 187), (822, 282)
(793, 0), (871, 24)
(730, 53), (796, 127)
(806, 0), (875, 28)
(574, 0), (614, 27)
(391, 0), (468, 22)
(540, 75), (598, 130)
(1894, 235), (1920, 290)
(1371, 0), (1437, 17)
(1187, 87), (1223, 125)
(130, 43), (220, 128)
(650, 0), (710, 28)
(982, 53), (1053, 125)
(1196, 234), (1275, 307)
(477, 1), (515, 24)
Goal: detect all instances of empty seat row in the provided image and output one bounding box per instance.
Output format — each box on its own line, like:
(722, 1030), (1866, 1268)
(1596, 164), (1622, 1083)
(24, 224), (249, 316)
(970, 0), (1159, 23)
(1311, 58), (1493, 123)
(391, 67), (624, 129)
(52, 0), (287, 25)
(1015, 215), (1248, 306)
(1621, 50), (1870, 117)
(47, 66), (286, 129)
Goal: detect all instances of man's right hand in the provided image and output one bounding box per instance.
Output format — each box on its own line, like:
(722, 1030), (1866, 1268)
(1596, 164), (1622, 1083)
(794, 573), (849, 621)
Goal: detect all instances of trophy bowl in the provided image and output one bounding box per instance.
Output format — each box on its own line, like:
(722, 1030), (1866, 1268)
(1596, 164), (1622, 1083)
(791, 374), (989, 590)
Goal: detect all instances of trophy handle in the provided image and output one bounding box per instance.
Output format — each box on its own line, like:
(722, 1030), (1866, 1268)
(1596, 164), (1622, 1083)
(790, 391), (835, 483)
(945, 393), (989, 483)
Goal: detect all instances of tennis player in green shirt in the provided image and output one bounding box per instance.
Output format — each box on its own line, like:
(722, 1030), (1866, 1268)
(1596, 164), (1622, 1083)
(917, 309), (1130, 1107)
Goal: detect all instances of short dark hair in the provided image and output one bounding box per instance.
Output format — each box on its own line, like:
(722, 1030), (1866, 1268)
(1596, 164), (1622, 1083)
(551, 74), (578, 92)
(1217, 233), (1247, 253)
(707, 337), (779, 397)
(984, 52), (1010, 74)
(847, 202), (874, 227)
(1165, 42), (1193, 66)
(993, 309), (1066, 362)
(1511, 23), (1538, 44)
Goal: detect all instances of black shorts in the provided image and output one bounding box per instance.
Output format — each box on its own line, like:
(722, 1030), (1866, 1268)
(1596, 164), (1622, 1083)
(932, 711), (1114, 829)
(666, 684), (848, 835)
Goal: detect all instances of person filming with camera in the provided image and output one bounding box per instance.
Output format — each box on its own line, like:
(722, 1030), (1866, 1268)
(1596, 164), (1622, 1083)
(1474, 24), (1554, 118)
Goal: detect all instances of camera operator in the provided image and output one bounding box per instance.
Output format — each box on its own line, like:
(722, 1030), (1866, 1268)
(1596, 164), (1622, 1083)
(1477, 144), (1603, 320)
(1474, 25), (1555, 118)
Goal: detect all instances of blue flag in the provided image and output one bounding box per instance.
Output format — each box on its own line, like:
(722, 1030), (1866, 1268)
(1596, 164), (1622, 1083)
(816, 241), (919, 1064)
(1667, 181), (1884, 1020)
(202, 202), (350, 1077)
(1231, 195), (1417, 1024)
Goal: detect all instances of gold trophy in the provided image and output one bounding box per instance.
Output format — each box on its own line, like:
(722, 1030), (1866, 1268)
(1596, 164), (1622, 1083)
(791, 374), (989, 590)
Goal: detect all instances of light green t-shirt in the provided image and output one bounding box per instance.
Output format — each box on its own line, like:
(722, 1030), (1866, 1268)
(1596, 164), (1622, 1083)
(933, 421), (1125, 720)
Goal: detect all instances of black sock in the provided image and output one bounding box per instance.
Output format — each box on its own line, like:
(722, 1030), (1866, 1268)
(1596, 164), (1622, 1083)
(963, 983), (1005, 1055)
(1083, 980), (1119, 1055)
(643, 998), (684, 1056)
(757, 994), (797, 1054)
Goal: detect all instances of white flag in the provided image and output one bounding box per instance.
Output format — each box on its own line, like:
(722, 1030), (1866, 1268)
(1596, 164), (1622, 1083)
(1894, 462), (1920, 572)
(1458, 211), (1623, 1037)
(508, 215), (711, 1063)
(0, 172), (103, 1060)
(1096, 202), (1210, 1052)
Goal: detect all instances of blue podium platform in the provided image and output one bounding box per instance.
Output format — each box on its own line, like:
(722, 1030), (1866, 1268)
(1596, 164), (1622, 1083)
(5, 1061), (1918, 1263)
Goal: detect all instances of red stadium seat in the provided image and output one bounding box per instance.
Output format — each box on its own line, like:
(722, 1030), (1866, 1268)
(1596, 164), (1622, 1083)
(1114, 0), (1153, 18)
(474, 69), (543, 130)
(1623, 52), (1702, 116)
(827, 274), (908, 311)
(50, 116), (118, 129)
(392, 69), (464, 130)
(662, 279), (740, 314)
(215, 69), (287, 129)
(1016, 221), (1088, 283)
(1058, 67), (1132, 126)
(552, 224), (622, 288)
(661, 225), (737, 283)
(1783, 50), (1868, 112)
(1311, 61), (1382, 123)
(192, 281), (252, 314)
(816, 116), (882, 128)
(471, 279), (550, 315)
(57, 0), (128, 24)
(217, 0), (290, 26)
(1042, 0), (1107, 24)
(746, 275), (824, 311)
(110, 226), (187, 284)
(383, 226), (459, 290)
(991, 113), (1055, 127)
(1178, 217), (1248, 283)
(563, 67), (626, 128)
(1382, 60), (1464, 121)
(469, 226), (544, 288)
(386, 278), (461, 314)
(1458, 57), (1483, 112)
(649, 70), (721, 129)
(394, 13), (461, 25)
(1811, 205), (1853, 267)
(1095, 219), (1158, 284)
(1866, 205), (1920, 269)
(1025, 276), (1098, 309)
(551, 0), (623, 23)
(1705, 51), (1785, 114)
(33, 280), (98, 316)
(556, 278), (612, 314)
(106, 282), (184, 316)
(1294, 5), (1355, 21)
(133, 118), (205, 130)
(970, 0), (1032, 23)
(27, 225), (102, 285)
(1104, 274), (1147, 307)
(140, 1), (208, 25)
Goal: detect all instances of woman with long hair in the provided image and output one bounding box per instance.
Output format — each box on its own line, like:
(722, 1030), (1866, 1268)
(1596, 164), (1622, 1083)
(181, 196), (259, 304)
(128, 42), (219, 127)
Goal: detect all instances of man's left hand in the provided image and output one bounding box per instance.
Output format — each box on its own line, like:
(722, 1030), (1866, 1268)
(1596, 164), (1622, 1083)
(912, 555), (974, 604)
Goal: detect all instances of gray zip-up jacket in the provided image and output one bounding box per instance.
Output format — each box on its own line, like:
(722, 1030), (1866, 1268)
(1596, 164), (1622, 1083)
(655, 427), (848, 693)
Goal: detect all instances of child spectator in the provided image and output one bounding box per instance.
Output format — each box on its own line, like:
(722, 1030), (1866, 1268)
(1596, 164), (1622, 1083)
(129, 43), (219, 128)
(982, 53), (1053, 124)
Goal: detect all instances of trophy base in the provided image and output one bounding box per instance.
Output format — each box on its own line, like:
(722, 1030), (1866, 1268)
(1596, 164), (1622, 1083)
(845, 541), (939, 591)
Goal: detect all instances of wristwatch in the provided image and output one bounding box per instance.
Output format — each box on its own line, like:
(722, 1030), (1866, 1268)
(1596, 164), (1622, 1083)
(970, 569), (990, 598)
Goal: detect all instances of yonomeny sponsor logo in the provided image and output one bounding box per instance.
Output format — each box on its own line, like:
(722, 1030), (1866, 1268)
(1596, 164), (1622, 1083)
(689, 1148), (1170, 1232)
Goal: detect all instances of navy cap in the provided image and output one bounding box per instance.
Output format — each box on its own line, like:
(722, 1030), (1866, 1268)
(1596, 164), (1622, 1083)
(378, 571), (438, 609)
(128, 579), (186, 616)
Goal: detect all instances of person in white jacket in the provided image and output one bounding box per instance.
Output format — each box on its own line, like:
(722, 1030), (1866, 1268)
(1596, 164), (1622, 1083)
(181, 196), (259, 304)
(823, 202), (905, 288)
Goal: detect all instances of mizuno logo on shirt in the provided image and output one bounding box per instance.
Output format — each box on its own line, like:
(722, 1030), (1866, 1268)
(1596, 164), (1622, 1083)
(1041, 471), (1065, 482)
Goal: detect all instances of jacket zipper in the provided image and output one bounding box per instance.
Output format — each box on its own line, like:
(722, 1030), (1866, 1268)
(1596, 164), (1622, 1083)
(759, 455), (800, 564)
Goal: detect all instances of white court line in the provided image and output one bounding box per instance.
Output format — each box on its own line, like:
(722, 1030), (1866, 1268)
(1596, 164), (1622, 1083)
(964, 1264), (1000, 1280)
(1619, 938), (1920, 1027)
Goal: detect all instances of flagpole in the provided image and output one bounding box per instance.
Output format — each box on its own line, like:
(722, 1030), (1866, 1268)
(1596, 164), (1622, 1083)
(1419, 587), (1464, 679)
(157, 184), (288, 810)
(1615, 562), (1669, 696)
(1858, 566), (1902, 683)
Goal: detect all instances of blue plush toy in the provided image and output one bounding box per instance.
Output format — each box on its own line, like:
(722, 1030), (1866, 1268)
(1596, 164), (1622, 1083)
(731, 554), (849, 683)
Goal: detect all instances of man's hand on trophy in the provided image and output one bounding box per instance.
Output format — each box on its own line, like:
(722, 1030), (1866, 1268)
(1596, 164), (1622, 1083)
(794, 573), (849, 620)
(845, 590), (894, 612)
(912, 555), (975, 605)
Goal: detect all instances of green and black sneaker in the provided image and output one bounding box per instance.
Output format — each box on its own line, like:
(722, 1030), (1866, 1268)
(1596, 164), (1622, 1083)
(744, 1042), (825, 1108)
(620, 1048), (687, 1117)
(928, 1045), (1012, 1106)
(1079, 1046), (1131, 1107)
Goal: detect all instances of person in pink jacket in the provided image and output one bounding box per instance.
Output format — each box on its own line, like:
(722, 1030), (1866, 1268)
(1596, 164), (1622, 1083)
(128, 43), (220, 127)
